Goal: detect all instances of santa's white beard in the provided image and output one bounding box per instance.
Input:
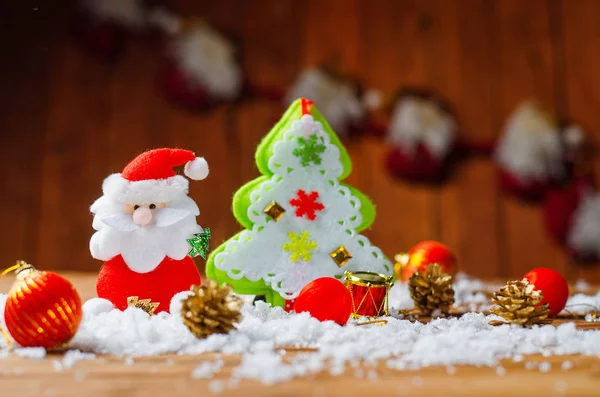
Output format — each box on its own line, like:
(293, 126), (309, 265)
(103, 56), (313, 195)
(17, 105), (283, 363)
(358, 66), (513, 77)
(387, 97), (456, 159)
(90, 197), (202, 273)
(495, 104), (564, 181)
(174, 25), (242, 100)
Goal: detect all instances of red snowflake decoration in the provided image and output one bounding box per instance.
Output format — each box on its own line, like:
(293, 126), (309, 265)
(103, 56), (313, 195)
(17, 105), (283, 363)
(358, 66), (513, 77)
(289, 190), (325, 221)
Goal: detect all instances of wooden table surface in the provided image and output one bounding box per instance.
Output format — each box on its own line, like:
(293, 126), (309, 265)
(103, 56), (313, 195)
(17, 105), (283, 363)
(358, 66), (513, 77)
(1, 273), (600, 397)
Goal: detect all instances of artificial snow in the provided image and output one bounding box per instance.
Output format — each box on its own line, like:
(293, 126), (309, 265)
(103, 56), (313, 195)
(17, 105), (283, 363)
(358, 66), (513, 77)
(561, 360), (573, 371)
(563, 291), (600, 314)
(539, 361), (552, 373)
(0, 275), (599, 387)
(14, 348), (46, 360)
(66, 301), (600, 384)
(62, 350), (96, 369)
(191, 360), (224, 379)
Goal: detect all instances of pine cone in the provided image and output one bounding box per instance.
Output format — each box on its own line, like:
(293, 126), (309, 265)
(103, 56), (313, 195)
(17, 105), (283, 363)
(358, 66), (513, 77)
(408, 263), (455, 315)
(181, 280), (243, 339)
(489, 279), (550, 327)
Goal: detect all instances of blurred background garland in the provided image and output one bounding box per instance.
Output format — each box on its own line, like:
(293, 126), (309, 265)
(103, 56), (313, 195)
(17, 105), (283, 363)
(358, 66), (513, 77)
(2, 0), (600, 282)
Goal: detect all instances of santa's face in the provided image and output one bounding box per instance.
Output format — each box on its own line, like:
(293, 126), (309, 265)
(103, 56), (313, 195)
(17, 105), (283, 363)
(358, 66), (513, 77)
(90, 194), (202, 273)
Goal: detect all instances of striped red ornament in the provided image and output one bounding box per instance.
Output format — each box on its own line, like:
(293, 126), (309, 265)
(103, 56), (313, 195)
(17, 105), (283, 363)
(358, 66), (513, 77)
(2, 261), (82, 350)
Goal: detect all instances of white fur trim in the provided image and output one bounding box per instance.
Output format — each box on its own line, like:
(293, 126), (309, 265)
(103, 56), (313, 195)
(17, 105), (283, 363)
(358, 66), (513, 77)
(102, 174), (189, 203)
(184, 157), (209, 180)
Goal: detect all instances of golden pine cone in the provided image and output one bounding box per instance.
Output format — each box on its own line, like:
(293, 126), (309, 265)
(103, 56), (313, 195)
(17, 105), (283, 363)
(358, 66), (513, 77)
(181, 280), (243, 339)
(489, 279), (550, 327)
(408, 263), (455, 315)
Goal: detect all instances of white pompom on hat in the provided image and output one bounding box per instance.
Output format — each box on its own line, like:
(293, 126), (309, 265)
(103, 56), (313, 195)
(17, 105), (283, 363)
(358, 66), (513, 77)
(101, 148), (209, 203)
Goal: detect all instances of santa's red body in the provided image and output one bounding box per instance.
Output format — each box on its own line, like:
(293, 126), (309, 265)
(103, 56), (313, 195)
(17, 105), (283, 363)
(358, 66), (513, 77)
(97, 255), (201, 313)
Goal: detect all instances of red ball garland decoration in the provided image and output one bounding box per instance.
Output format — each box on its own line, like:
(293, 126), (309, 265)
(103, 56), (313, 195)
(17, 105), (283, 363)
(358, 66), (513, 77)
(397, 241), (457, 282)
(522, 267), (569, 317)
(294, 277), (353, 325)
(3, 261), (83, 350)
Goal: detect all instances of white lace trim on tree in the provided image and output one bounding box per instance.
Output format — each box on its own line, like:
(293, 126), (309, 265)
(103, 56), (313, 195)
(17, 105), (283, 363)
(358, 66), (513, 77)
(387, 97), (456, 159)
(214, 115), (392, 299)
(495, 102), (564, 181)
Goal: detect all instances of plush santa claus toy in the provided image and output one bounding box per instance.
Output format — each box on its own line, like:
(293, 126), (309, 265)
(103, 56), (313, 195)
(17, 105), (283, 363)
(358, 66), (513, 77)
(284, 68), (369, 137)
(160, 19), (242, 110)
(494, 101), (580, 201)
(88, 148), (209, 314)
(73, 0), (156, 60)
(385, 90), (458, 182)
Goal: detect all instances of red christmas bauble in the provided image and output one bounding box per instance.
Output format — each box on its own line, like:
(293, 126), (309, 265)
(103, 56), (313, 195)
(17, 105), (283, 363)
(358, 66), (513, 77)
(294, 277), (352, 325)
(523, 267), (569, 317)
(399, 241), (457, 282)
(4, 263), (82, 350)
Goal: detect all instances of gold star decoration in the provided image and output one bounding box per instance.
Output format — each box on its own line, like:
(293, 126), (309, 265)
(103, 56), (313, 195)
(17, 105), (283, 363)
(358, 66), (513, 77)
(264, 201), (286, 221)
(330, 245), (352, 267)
(127, 296), (160, 316)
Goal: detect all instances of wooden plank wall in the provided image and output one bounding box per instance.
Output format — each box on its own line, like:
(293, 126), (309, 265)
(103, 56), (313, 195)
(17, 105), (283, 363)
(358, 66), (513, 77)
(2, 0), (600, 282)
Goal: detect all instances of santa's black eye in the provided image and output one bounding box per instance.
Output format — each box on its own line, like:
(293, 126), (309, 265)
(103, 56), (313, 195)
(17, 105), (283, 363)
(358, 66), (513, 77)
(134, 205), (140, 210)
(149, 204), (156, 210)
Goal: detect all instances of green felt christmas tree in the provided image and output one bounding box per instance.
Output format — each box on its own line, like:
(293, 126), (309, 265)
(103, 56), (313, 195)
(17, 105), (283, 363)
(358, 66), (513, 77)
(206, 98), (392, 308)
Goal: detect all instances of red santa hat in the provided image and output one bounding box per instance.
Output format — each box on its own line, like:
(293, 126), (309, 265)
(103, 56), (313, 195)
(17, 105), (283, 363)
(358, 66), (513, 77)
(102, 148), (209, 203)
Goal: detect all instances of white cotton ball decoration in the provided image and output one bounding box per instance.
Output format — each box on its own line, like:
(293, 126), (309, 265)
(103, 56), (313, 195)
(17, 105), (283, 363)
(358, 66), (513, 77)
(184, 157), (209, 180)
(169, 290), (195, 317)
(82, 297), (116, 317)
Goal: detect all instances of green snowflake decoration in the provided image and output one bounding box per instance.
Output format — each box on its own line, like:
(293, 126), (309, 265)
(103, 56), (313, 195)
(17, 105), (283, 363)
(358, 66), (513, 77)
(293, 134), (326, 166)
(282, 230), (317, 262)
(187, 227), (211, 259)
